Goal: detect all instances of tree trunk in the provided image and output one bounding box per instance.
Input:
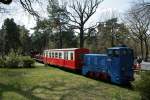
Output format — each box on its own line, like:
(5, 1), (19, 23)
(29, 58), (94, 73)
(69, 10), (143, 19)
(111, 27), (115, 47)
(144, 38), (149, 62)
(80, 26), (84, 48)
(140, 39), (144, 59)
(111, 34), (114, 47)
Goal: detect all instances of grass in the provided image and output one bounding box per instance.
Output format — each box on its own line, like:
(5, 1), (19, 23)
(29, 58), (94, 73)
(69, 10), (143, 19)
(0, 62), (140, 100)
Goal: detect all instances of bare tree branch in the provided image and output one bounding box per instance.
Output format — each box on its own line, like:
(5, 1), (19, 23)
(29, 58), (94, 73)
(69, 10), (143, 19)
(0, 0), (12, 4)
(125, 1), (150, 60)
(19, 0), (39, 18)
(0, 0), (40, 18)
(68, 0), (103, 48)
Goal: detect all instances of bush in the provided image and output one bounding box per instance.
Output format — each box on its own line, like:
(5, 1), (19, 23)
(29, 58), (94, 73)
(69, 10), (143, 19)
(0, 57), (5, 68)
(4, 51), (21, 68)
(0, 50), (35, 68)
(22, 56), (35, 68)
(134, 71), (150, 100)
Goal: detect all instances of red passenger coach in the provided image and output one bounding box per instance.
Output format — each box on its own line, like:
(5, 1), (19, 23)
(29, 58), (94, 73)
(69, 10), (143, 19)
(42, 48), (89, 70)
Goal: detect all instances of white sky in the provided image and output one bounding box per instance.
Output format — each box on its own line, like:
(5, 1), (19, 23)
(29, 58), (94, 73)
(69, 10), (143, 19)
(0, 0), (136, 33)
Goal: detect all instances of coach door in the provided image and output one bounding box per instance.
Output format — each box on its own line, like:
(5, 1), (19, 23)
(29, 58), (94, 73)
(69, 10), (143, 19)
(64, 51), (68, 67)
(58, 51), (64, 66)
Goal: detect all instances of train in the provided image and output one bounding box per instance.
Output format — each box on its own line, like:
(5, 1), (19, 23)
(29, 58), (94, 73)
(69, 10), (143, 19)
(33, 45), (134, 85)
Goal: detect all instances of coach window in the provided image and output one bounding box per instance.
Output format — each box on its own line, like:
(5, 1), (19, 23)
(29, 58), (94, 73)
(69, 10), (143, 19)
(53, 52), (54, 58)
(42, 52), (44, 56)
(43, 52), (45, 57)
(59, 52), (62, 58)
(70, 53), (74, 60)
(44, 51), (46, 57)
(49, 52), (51, 58)
(45, 51), (48, 57)
(67, 52), (69, 60)
(64, 52), (68, 60)
(47, 51), (49, 57)
(55, 52), (58, 58)
(44, 52), (46, 57)
(52, 52), (54, 58)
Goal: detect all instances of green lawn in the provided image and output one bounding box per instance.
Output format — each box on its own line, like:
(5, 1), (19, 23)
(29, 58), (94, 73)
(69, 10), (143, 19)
(0, 63), (140, 100)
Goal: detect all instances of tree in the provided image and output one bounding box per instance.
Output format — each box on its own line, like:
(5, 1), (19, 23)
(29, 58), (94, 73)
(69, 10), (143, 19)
(1, 18), (21, 54)
(85, 28), (98, 52)
(61, 30), (77, 48)
(31, 19), (77, 50)
(47, 0), (69, 48)
(125, 3), (150, 61)
(97, 18), (129, 48)
(31, 19), (52, 52)
(0, 0), (12, 4)
(19, 25), (31, 55)
(69, 0), (103, 48)
(0, 29), (5, 55)
(134, 0), (150, 17)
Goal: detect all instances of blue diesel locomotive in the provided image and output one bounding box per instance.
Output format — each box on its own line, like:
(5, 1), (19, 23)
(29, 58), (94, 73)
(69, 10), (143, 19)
(82, 46), (134, 84)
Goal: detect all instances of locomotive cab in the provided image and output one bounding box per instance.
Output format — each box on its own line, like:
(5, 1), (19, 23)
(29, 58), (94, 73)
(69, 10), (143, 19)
(107, 46), (134, 84)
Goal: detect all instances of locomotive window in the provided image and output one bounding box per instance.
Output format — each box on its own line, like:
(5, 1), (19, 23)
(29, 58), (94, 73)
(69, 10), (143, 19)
(122, 50), (127, 55)
(108, 50), (120, 57)
(70, 53), (74, 60)
(114, 50), (120, 57)
(108, 50), (113, 55)
(123, 50), (126, 55)
(128, 50), (133, 55)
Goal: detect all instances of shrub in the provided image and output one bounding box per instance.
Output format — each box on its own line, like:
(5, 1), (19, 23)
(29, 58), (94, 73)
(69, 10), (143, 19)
(134, 71), (150, 100)
(22, 56), (35, 68)
(4, 51), (21, 68)
(1, 50), (35, 68)
(0, 57), (5, 68)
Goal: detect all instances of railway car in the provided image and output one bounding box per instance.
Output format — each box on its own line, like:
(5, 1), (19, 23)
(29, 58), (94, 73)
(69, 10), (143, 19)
(82, 46), (134, 84)
(42, 48), (89, 70)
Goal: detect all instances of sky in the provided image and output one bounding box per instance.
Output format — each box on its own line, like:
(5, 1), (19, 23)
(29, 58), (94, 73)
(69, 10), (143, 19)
(0, 0), (136, 33)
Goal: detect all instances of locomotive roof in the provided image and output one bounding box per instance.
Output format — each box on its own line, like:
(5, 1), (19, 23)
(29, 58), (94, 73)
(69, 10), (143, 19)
(85, 54), (107, 56)
(108, 47), (130, 50)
